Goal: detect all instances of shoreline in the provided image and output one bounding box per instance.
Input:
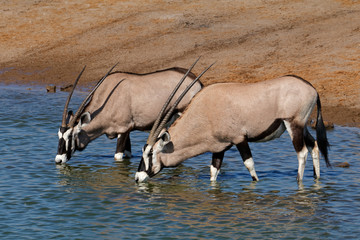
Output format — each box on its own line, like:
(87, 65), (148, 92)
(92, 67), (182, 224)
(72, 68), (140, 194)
(1, 1), (359, 128)
(1, 80), (359, 128)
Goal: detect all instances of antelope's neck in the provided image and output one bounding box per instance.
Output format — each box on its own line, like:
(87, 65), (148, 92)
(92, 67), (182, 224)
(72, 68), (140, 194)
(81, 122), (106, 141)
(158, 130), (208, 168)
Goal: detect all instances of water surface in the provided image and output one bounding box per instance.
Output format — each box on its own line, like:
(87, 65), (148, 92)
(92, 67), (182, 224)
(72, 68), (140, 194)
(0, 85), (359, 239)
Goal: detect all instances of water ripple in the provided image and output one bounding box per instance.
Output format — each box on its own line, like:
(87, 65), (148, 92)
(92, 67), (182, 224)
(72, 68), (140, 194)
(0, 85), (359, 239)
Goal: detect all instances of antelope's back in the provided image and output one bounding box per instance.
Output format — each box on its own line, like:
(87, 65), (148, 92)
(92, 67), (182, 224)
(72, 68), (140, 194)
(169, 76), (318, 143)
(85, 68), (202, 130)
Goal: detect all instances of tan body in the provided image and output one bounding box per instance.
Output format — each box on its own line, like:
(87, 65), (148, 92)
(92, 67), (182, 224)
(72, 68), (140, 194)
(81, 69), (201, 139)
(136, 75), (330, 182)
(55, 67), (202, 163)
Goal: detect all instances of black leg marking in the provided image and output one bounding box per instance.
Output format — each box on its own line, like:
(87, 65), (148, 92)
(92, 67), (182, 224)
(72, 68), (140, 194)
(236, 141), (252, 161)
(125, 133), (131, 153)
(116, 132), (130, 154)
(236, 141), (259, 181)
(115, 132), (131, 160)
(210, 150), (225, 181)
(288, 122), (308, 182)
(290, 124), (305, 153)
(212, 151), (225, 170)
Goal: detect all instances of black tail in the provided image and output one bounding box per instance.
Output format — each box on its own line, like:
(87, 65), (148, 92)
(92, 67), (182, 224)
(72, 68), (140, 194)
(315, 94), (331, 167)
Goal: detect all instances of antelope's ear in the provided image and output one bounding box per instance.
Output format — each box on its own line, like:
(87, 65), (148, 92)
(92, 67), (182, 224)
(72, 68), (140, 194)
(158, 131), (173, 153)
(79, 112), (91, 127)
(159, 131), (170, 143)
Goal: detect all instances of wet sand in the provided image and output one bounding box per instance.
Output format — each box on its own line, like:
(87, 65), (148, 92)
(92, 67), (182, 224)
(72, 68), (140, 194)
(1, 0), (359, 127)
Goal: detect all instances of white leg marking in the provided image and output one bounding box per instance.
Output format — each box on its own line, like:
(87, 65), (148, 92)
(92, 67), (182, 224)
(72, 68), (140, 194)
(311, 141), (320, 179)
(210, 165), (220, 181)
(243, 157), (259, 181)
(114, 150), (132, 161)
(115, 133), (132, 161)
(114, 152), (124, 161)
(297, 145), (309, 182)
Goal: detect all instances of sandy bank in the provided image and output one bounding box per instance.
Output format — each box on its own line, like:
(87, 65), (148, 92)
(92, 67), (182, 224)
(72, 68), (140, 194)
(1, 0), (359, 127)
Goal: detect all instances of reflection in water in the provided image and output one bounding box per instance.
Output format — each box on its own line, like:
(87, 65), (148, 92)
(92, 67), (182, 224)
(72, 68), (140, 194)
(56, 161), (134, 191)
(54, 159), (330, 238)
(0, 85), (360, 239)
(136, 179), (326, 239)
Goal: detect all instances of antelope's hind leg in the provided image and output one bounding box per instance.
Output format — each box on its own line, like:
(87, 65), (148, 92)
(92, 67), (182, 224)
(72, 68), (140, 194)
(304, 128), (320, 179)
(284, 121), (309, 182)
(236, 141), (259, 181)
(114, 132), (132, 161)
(210, 151), (225, 181)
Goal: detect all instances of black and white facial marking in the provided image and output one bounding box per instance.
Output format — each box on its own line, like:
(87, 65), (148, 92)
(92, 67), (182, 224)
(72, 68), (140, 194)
(135, 133), (170, 182)
(135, 144), (153, 182)
(55, 127), (75, 164)
(55, 112), (91, 164)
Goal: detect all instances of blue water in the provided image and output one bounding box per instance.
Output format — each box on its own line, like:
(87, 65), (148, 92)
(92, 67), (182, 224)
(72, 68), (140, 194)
(0, 84), (359, 239)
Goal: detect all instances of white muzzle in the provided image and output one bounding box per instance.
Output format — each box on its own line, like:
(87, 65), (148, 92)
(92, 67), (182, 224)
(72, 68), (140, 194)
(55, 154), (68, 164)
(135, 171), (149, 183)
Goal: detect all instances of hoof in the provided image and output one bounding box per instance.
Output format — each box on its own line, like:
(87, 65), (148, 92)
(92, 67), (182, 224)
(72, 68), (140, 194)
(114, 151), (132, 161)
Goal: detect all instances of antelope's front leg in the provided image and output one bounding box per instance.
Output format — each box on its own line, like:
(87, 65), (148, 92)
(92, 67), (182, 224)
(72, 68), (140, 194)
(236, 141), (259, 181)
(210, 151), (225, 181)
(114, 132), (131, 161)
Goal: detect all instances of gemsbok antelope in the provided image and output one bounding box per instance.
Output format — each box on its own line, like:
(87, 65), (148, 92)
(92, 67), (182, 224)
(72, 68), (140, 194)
(135, 73), (330, 183)
(55, 61), (203, 164)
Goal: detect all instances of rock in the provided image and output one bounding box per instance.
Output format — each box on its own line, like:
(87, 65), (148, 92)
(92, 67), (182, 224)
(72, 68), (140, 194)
(335, 162), (350, 168)
(46, 85), (56, 93)
(60, 84), (73, 92)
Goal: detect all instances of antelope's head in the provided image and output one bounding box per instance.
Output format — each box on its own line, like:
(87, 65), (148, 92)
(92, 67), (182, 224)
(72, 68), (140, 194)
(55, 109), (91, 164)
(135, 58), (214, 182)
(55, 64), (118, 164)
(135, 131), (173, 182)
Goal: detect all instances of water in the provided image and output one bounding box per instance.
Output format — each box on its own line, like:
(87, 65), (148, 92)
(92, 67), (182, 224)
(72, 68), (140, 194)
(0, 84), (359, 239)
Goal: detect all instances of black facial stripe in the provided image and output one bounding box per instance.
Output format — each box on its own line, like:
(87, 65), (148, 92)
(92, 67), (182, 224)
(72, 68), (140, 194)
(66, 134), (73, 159)
(57, 127), (72, 158)
(138, 145), (155, 176)
(137, 156), (153, 176)
(147, 154), (153, 176)
(57, 138), (66, 155)
(137, 158), (146, 172)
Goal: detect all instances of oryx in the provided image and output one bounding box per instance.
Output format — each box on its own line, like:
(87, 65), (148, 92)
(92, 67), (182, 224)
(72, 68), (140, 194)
(135, 72), (330, 183)
(55, 62), (203, 164)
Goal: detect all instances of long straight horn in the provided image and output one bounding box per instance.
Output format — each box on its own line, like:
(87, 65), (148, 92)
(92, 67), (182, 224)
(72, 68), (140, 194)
(151, 62), (215, 143)
(61, 66), (86, 127)
(68, 63), (119, 127)
(147, 57), (201, 145)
